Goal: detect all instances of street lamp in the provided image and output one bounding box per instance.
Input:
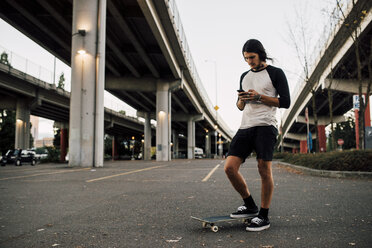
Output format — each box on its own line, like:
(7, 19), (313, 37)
(131, 136), (135, 160)
(141, 138), (144, 160)
(214, 125), (218, 159)
(218, 133), (222, 157)
(206, 59), (218, 159)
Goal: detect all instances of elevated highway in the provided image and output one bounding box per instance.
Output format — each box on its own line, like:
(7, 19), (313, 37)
(0, 0), (233, 166)
(281, 0), (372, 152)
(0, 61), (156, 159)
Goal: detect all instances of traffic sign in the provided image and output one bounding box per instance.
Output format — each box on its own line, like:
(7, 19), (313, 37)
(353, 95), (365, 110)
(214, 105), (219, 111)
(337, 139), (344, 145)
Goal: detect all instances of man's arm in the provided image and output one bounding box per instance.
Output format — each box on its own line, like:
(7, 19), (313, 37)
(258, 94), (279, 107)
(270, 68), (291, 108)
(244, 89), (279, 107)
(236, 98), (245, 111)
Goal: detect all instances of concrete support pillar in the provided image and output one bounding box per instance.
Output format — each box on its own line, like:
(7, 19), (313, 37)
(60, 127), (68, 162)
(300, 140), (307, 154)
(172, 129), (179, 159)
(365, 99), (371, 127)
(354, 95), (371, 149)
(317, 125), (326, 152)
(175, 132), (179, 159)
(143, 112), (152, 161)
(355, 109), (360, 149)
(218, 136), (223, 157)
(187, 118), (196, 159)
(69, 0), (106, 167)
(156, 81), (171, 161)
(112, 136), (118, 160)
(214, 131), (218, 158)
(205, 132), (211, 158)
(15, 99), (30, 149)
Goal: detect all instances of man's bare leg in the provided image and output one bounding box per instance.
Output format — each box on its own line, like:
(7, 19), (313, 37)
(224, 155), (250, 198)
(257, 159), (274, 209)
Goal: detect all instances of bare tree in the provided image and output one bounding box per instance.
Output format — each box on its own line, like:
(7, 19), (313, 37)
(322, 4), (342, 151)
(327, 64), (336, 151)
(368, 37), (372, 116)
(287, 2), (320, 152)
(335, 0), (371, 149)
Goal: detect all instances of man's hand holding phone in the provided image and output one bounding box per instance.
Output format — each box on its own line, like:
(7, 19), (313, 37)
(237, 89), (261, 102)
(237, 89), (250, 102)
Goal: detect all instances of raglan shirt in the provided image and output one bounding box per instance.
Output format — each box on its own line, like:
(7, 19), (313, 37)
(238, 65), (290, 129)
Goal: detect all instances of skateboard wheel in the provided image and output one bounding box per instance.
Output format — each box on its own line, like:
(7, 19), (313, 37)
(202, 222), (207, 228)
(244, 218), (252, 224)
(211, 226), (219, 232)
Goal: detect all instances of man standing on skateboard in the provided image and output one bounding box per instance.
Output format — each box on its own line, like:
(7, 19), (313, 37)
(224, 39), (290, 231)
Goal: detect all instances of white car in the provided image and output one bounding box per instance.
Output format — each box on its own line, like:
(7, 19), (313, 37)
(194, 147), (204, 159)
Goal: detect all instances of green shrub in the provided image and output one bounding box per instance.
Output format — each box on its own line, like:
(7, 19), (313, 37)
(276, 150), (372, 172)
(40, 146), (60, 163)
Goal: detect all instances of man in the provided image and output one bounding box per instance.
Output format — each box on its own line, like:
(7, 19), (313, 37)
(224, 39), (290, 231)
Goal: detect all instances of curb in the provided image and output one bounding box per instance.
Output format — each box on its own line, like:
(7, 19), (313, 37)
(275, 161), (372, 179)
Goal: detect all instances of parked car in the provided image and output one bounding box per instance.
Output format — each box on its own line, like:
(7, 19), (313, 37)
(33, 148), (48, 160)
(1, 149), (36, 166)
(194, 147), (204, 159)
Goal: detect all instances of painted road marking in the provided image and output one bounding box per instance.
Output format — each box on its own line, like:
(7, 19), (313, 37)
(0, 168), (91, 181)
(86, 164), (168, 183)
(0, 168), (39, 173)
(202, 161), (224, 182)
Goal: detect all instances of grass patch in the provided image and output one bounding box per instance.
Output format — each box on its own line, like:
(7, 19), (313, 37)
(273, 150), (372, 172)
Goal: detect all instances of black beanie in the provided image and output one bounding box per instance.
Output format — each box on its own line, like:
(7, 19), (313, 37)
(242, 39), (267, 61)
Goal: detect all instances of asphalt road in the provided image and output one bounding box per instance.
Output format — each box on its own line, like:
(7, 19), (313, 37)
(0, 158), (371, 248)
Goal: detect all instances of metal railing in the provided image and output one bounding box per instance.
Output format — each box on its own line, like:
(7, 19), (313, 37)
(0, 45), (54, 85)
(0, 44), (137, 118)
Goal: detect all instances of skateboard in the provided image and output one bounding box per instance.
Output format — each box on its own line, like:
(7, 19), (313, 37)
(191, 215), (256, 232)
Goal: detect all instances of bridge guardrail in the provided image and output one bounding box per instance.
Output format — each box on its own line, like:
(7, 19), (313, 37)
(0, 45), (54, 85)
(0, 44), (140, 119)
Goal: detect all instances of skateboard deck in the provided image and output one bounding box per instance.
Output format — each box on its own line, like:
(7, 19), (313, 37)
(191, 215), (255, 232)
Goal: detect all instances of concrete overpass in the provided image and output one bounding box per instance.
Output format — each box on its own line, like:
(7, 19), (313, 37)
(0, 0), (233, 166)
(0, 61), (156, 160)
(281, 0), (372, 152)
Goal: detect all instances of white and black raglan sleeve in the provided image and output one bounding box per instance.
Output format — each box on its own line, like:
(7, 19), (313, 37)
(267, 66), (291, 108)
(236, 71), (250, 110)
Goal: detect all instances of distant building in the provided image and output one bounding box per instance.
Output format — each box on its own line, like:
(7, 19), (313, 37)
(34, 137), (54, 148)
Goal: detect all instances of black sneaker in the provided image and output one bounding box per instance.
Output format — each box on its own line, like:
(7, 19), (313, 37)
(246, 215), (270, 231)
(230, 205), (258, 218)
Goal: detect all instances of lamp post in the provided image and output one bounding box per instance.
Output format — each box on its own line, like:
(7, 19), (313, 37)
(218, 133), (222, 157)
(214, 125), (218, 159)
(131, 136), (135, 160)
(141, 138), (144, 160)
(206, 59), (218, 159)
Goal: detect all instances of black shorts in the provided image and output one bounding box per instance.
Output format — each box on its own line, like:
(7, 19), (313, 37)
(227, 125), (278, 162)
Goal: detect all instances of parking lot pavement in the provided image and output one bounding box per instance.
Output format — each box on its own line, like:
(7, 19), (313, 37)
(0, 159), (371, 247)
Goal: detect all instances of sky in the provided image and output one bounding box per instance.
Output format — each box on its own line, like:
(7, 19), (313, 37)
(173, 0), (335, 131)
(0, 19), (137, 139)
(1, 0), (367, 140)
